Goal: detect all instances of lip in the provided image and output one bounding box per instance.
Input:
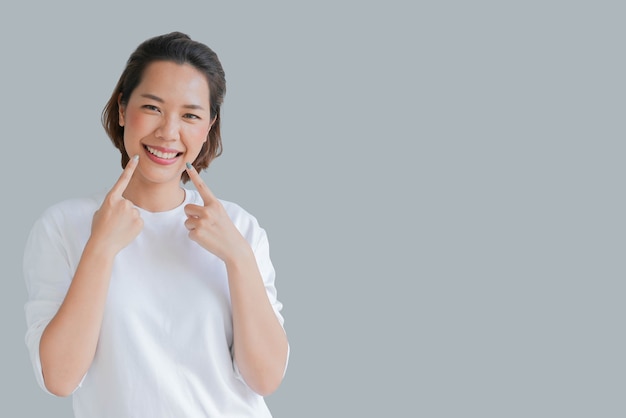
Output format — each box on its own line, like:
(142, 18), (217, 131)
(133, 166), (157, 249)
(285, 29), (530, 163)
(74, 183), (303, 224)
(143, 144), (183, 166)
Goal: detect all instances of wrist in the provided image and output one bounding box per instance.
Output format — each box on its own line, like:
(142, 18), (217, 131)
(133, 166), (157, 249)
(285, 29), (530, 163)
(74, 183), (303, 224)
(223, 244), (256, 272)
(84, 235), (119, 262)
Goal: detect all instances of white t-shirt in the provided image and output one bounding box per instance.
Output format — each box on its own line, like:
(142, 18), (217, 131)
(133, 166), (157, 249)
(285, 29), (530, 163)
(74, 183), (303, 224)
(23, 189), (286, 417)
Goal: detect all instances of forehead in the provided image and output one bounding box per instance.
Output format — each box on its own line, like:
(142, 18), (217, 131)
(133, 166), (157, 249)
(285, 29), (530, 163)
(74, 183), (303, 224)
(133, 61), (210, 104)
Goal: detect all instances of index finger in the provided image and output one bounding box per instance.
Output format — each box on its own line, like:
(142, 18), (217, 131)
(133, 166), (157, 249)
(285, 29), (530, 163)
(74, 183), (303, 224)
(186, 162), (216, 205)
(109, 154), (139, 197)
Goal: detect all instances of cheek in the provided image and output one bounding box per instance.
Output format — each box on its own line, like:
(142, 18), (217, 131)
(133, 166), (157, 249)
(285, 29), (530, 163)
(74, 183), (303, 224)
(124, 112), (145, 155)
(122, 112), (153, 151)
(126, 111), (150, 131)
(187, 125), (210, 149)
(183, 126), (209, 161)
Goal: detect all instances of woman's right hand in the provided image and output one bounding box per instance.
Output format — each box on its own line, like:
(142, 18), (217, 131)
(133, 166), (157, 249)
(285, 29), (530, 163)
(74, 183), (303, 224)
(90, 155), (143, 257)
(38, 155), (143, 396)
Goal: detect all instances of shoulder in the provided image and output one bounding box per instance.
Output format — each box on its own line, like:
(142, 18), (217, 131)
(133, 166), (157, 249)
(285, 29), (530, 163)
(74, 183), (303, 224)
(25, 193), (104, 257)
(186, 189), (266, 242)
(221, 199), (257, 225)
(40, 193), (103, 223)
(187, 189), (256, 222)
(31, 192), (104, 234)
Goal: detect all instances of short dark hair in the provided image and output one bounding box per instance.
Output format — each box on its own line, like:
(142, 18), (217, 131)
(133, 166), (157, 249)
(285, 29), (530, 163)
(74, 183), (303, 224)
(102, 31), (226, 183)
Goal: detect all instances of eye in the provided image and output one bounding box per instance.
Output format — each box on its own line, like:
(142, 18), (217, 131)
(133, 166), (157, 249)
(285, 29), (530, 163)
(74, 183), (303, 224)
(183, 113), (201, 120)
(142, 104), (160, 112)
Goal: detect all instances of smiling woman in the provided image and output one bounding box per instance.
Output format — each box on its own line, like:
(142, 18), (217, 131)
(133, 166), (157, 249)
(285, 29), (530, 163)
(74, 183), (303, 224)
(115, 61), (214, 210)
(23, 32), (289, 418)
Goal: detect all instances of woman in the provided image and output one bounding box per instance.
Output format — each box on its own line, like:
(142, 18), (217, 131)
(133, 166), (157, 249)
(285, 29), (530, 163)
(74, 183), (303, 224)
(23, 31), (288, 417)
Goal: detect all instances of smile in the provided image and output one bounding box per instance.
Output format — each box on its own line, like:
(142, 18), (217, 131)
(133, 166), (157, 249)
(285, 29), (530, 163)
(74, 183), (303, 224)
(144, 145), (182, 160)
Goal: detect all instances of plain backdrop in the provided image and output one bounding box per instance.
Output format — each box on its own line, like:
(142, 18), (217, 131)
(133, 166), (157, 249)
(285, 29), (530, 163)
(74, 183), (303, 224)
(2, 1), (624, 417)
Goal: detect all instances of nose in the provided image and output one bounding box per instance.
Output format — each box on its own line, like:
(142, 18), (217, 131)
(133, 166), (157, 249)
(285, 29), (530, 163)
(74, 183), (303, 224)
(155, 115), (180, 141)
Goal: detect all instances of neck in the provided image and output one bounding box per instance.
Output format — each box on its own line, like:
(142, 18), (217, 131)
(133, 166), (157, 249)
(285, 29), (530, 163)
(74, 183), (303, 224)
(123, 179), (186, 213)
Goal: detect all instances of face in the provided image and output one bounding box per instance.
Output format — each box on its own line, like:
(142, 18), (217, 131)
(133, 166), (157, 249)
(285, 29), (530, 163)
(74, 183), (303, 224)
(119, 61), (213, 188)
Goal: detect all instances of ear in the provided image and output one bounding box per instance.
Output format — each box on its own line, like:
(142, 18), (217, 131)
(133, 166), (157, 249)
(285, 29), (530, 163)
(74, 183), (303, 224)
(117, 93), (126, 127)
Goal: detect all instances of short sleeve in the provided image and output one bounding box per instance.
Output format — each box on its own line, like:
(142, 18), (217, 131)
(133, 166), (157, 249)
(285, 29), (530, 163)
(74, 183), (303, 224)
(252, 229), (290, 379)
(230, 211), (289, 382)
(253, 229), (284, 327)
(23, 211), (78, 395)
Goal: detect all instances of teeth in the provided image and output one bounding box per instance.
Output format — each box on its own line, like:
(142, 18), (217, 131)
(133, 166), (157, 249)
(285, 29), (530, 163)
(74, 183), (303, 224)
(146, 146), (178, 159)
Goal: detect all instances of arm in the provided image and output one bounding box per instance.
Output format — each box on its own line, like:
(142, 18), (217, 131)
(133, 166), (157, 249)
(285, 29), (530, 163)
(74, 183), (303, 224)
(39, 240), (116, 396)
(184, 164), (289, 396)
(226, 246), (289, 396)
(38, 157), (142, 396)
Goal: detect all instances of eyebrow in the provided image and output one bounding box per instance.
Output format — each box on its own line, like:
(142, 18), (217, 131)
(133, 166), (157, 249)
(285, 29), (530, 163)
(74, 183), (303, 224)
(140, 93), (206, 111)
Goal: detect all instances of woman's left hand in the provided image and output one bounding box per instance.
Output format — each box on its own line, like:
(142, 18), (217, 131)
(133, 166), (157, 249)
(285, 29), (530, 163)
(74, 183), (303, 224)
(184, 163), (250, 263)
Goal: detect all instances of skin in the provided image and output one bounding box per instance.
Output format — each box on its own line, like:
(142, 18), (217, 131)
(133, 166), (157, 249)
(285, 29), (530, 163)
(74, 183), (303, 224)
(39, 61), (288, 397)
(119, 61), (213, 211)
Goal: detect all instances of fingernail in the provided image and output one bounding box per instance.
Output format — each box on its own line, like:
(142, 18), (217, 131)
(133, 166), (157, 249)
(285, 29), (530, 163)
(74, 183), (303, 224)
(186, 162), (193, 170)
(132, 154), (139, 161)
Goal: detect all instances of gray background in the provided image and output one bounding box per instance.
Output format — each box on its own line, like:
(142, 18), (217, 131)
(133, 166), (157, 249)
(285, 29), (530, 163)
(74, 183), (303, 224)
(2, 1), (624, 417)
